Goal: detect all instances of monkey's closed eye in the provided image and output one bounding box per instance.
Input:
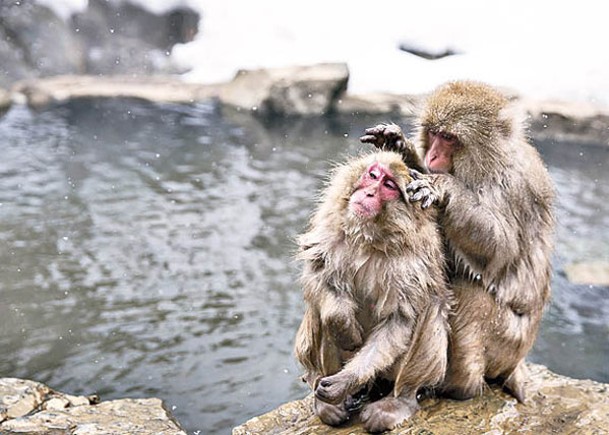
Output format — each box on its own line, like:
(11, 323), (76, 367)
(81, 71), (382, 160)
(384, 180), (397, 190)
(440, 132), (456, 142)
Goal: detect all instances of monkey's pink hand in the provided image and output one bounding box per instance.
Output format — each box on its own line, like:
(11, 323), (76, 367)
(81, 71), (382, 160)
(406, 171), (441, 209)
(360, 123), (407, 152)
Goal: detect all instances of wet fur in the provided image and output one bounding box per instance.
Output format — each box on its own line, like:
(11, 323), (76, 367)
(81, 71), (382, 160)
(293, 151), (451, 432)
(373, 81), (556, 402)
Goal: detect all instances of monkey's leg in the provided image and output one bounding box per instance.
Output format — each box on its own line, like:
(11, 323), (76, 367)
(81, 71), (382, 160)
(316, 316), (413, 405)
(443, 285), (489, 400)
(360, 392), (418, 433)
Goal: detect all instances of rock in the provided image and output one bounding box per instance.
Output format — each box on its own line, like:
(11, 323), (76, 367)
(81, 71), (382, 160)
(0, 0), (198, 88)
(0, 0), (84, 87)
(564, 261), (609, 286)
(43, 397), (70, 411)
(13, 75), (221, 108)
(0, 87), (12, 112)
(0, 378), (50, 421)
(218, 63), (349, 117)
(336, 92), (422, 117)
(521, 98), (609, 145)
(232, 363), (609, 434)
(71, 0), (199, 75)
(0, 378), (186, 435)
(2, 398), (185, 435)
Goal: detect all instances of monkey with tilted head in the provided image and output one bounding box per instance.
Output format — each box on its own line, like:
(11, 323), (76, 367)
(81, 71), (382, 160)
(293, 151), (452, 433)
(361, 80), (556, 403)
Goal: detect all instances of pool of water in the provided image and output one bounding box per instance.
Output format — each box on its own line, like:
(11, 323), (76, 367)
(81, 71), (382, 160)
(0, 100), (607, 434)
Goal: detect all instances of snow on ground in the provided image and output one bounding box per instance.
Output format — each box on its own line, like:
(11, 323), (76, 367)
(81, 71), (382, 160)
(45, 0), (609, 105)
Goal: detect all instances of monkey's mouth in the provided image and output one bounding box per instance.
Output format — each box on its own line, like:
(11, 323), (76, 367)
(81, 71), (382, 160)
(349, 201), (372, 217)
(349, 200), (377, 219)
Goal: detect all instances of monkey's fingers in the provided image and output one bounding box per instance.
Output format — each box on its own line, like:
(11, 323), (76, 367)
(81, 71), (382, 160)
(410, 188), (431, 203)
(360, 124), (389, 147)
(407, 180), (438, 209)
(359, 134), (384, 147)
(408, 169), (423, 180)
(363, 124), (389, 136)
(406, 179), (427, 193)
(382, 124), (403, 138)
(421, 194), (436, 209)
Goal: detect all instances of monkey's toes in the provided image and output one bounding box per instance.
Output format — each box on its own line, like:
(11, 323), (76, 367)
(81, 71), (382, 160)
(315, 377), (348, 405)
(361, 397), (417, 433)
(314, 398), (350, 426)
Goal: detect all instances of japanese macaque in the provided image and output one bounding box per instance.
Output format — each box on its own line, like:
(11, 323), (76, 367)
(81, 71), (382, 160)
(361, 80), (556, 403)
(293, 151), (451, 433)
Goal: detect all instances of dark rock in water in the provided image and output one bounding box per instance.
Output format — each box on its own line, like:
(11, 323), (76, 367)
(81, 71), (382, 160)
(0, 0), (83, 87)
(71, 0), (199, 75)
(233, 363), (609, 434)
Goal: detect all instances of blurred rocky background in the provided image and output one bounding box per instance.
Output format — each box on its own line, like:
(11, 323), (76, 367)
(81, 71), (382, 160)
(0, 0), (199, 88)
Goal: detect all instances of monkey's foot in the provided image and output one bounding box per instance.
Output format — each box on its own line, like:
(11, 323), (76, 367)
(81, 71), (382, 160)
(315, 372), (353, 405)
(314, 397), (350, 426)
(442, 378), (485, 401)
(360, 396), (418, 433)
(503, 362), (528, 403)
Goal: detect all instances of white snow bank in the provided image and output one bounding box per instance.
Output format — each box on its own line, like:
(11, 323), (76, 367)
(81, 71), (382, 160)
(43, 0), (609, 105)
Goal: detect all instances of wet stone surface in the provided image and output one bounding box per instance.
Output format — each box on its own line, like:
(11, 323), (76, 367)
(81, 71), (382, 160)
(233, 363), (609, 434)
(0, 378), (185, 435)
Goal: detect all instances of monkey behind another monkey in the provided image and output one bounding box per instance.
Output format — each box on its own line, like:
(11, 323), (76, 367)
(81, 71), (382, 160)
(362, 80), (556, 403)
(294, 151), (451, 433)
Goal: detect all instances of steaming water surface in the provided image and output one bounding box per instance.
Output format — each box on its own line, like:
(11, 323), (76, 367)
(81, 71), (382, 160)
(0, 101), (607, 434)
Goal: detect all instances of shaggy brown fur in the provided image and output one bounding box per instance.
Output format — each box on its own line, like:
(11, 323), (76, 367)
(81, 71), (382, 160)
(294, 151), (451, 433)
(362, 81), (556, 402)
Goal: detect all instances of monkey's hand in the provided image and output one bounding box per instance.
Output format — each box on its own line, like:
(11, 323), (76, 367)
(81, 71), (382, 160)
(360, 123), (408, 152)
(315, 371), (358, 405)
(406, 171), (442, 209)
(361, 123), (426, 172)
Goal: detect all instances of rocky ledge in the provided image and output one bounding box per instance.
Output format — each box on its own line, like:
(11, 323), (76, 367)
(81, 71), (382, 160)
(2, 63), (608, 147)
(0, 378), (185, 435)
(233, 363), (609, 434)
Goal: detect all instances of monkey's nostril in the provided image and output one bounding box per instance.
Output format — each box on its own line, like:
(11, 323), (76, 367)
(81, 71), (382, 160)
(320, 379), (332, 388)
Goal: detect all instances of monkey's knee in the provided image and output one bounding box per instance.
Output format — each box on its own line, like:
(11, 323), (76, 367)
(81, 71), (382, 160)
(314, 398), (350, 427)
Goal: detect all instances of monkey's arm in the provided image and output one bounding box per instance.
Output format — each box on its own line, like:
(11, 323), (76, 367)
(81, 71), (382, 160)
(315, 314), (413, 405)
(360, 123), (426, 173)
(295, 267), (364, 386)
(436, 175), (520, 278)
(294, 306), (323, 387)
